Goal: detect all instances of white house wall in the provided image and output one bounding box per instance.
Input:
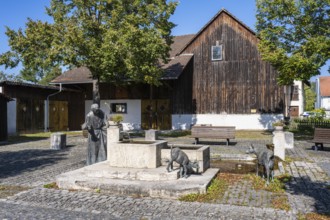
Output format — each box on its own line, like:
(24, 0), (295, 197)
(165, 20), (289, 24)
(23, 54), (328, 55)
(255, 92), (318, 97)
(172, 114), (284, 130)
(85, 99), (141, 130)
(7, 98), (16, 135)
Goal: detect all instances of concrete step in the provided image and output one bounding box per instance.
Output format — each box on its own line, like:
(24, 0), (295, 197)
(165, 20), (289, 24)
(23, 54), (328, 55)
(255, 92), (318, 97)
(56, 161), (219, 199)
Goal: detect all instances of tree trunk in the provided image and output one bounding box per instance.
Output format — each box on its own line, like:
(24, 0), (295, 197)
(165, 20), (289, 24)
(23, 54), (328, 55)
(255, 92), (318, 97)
(93, 77), (100, 106)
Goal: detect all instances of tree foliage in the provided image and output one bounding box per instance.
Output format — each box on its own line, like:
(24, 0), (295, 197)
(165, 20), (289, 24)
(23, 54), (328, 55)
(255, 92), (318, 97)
(256, 0), (330, 85)
(0, 0), (177, 87)
(304, 82), (316, 111)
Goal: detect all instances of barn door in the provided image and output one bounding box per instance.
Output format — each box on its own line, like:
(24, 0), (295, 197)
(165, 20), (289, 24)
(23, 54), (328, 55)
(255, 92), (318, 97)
(141, 99), (171, 130)
(16, 98), (44, 134)
(49, 101), (68, 131)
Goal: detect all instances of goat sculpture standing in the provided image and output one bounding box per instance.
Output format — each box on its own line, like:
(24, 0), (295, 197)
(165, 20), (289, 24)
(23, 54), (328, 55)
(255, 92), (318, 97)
(246, 144), (274, 185)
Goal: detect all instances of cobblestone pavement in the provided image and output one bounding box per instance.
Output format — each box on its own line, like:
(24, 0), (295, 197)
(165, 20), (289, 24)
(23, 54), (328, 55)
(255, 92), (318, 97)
(0, 134), (329, 219)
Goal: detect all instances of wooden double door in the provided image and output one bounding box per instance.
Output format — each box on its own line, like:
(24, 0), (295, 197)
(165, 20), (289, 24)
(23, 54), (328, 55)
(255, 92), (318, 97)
(17, 99), (68, 133)
(141, 99), (171, 130)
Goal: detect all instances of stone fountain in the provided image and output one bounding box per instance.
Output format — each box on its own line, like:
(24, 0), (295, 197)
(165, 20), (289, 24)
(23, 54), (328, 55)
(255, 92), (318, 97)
(56, 127), (219, 199)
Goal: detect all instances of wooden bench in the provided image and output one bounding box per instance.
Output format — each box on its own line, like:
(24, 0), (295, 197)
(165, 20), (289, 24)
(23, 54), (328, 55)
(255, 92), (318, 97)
(309, 128), (330, 150)
(191, 125), (236, 145)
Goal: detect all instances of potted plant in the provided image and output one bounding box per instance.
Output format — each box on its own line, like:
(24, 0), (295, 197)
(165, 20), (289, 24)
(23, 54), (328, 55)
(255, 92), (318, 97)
(272, 120), (284, 131)
(109, 114), (124, 126)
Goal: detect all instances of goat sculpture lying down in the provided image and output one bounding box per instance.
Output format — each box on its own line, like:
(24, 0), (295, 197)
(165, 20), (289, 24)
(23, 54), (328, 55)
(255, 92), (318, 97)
(246, 144), (274, 185)
(166, 146), (199, 178)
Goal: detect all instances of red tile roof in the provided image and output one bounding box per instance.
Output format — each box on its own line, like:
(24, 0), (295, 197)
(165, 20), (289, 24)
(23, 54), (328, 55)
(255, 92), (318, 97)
(320, 76), (330, 97)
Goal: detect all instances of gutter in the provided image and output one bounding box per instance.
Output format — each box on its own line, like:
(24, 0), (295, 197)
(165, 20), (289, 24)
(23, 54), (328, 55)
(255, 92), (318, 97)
(45, 83), (62, 132)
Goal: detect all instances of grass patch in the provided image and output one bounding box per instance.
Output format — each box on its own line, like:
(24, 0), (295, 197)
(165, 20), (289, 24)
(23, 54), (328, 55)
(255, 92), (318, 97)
(0, 185), (31, 198)
(246, 173), (292, 193)
(159, 130), (191, 137)
(8, 131), (81, 143)
(179, 173), (243, 203)
(235, 130), (273, 140)
(43, 182), (59, 189)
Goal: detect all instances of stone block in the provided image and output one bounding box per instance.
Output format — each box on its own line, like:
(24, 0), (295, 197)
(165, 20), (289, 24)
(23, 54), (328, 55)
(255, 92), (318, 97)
(284, 132), (294, 149)
(273, 131), (285, 160)
(50, 133), (66, 150)
(145, 129), (158, 141)
(107, 127), (121, 143)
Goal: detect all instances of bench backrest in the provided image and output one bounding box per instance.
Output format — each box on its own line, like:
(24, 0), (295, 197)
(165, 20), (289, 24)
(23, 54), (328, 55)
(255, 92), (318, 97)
(313, 128), (330, 141)
(191, 126), (235, 139)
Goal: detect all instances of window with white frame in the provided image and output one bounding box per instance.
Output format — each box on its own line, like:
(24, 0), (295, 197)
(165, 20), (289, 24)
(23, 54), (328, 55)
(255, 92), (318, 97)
(211, 45), (223, 61)
(111, 103), (127, 113)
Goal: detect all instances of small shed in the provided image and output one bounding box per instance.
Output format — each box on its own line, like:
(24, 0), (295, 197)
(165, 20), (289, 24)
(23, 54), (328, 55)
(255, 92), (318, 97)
(0, 93), (13, 142)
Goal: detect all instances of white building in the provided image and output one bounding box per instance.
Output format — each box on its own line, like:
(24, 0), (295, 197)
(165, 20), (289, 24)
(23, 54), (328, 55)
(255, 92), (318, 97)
(315, 76), (330, 117)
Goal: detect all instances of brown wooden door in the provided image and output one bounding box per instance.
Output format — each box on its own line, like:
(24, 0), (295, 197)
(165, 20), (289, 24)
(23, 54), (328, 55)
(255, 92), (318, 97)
(16, 98), (44, 134)
(49, 101), (68, 132)
(289, 106), (299, 117)
(141, 99), (171, 130)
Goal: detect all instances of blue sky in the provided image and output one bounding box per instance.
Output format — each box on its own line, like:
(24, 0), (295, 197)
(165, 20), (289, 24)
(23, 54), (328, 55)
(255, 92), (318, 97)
(0, 0), (328, 79)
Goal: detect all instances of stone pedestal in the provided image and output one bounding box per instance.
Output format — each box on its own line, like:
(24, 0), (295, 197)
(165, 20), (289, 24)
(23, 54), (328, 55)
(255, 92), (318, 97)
(50, 133), (66, 150)
(273, 131), (285, 160)
(145, 129), (158, 141)
(107, 126), (121, 143)
(284, 132), (294, 149)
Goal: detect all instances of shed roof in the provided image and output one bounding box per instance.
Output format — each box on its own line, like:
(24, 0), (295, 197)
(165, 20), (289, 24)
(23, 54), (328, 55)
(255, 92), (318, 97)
(0, 93), (13, 101)
(319, 76), (330, 97)
(0, 80), (80, 92)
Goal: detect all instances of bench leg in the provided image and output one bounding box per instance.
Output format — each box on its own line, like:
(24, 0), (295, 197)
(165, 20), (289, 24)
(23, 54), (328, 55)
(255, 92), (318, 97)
(226, 139), (230, 146)
(195, 138), (199, 145)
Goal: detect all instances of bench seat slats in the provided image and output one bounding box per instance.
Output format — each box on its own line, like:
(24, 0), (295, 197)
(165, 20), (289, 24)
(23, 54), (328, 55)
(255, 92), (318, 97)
(309, 128), (330, 149)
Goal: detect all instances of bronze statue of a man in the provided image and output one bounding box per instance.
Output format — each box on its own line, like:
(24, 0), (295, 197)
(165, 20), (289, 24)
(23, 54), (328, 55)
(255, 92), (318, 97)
(83, 103), (108, 165)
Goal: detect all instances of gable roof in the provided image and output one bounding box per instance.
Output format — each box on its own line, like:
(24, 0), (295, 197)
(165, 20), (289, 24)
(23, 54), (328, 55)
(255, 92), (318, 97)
(178, 9), (256, 55)
(319, 76), (330, 97)
(51, 66), (93, 84)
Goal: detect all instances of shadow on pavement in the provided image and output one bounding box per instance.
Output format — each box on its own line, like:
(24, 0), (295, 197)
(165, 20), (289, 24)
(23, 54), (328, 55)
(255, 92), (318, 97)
(286, 176), (330, 215)
(0, 148), (69, 179)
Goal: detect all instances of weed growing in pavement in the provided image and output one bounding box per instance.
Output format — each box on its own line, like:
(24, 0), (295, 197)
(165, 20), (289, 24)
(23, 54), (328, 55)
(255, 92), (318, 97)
(179, 173), (243, 203)
(298, 212), (330, 220)
(271, 195), (291, 211)
(43, 182), (59, 189)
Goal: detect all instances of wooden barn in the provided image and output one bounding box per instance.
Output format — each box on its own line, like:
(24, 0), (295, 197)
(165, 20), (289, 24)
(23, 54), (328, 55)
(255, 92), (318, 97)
(51, 9), (289, 130)
(0, 81), (84, 134)
(0, 93), (13, 142)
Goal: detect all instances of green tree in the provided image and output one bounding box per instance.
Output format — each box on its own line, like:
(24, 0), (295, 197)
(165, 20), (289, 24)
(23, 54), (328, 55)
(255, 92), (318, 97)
(304, 82), (316, 111)
(0, 0), (177, 103)
(256, 0), (330, 85)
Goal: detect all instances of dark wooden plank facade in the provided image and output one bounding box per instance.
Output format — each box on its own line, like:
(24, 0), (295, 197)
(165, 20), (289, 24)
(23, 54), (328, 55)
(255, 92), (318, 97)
(177, 11), (284, 114)
(0, 82), (85, 132)
(0, 94), (11, 141)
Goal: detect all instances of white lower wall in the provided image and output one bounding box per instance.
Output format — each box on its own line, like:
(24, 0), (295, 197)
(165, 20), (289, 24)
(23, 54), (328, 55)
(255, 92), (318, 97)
(172, 114), (284, 130)
(7, 99), (16, 135)
(85, 99), (141, 131)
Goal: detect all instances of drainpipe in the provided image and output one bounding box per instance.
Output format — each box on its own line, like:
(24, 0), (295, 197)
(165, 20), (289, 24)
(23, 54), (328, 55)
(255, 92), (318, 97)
(45, 83), (62, 132)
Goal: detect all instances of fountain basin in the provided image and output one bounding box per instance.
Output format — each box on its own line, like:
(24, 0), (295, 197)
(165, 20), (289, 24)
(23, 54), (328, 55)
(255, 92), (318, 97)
(107, 140), (167, 168)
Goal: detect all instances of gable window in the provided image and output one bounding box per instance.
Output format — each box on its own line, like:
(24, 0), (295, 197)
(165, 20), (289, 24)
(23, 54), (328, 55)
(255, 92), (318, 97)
(211, 45), (223, 61)
(111, 103), (127, 113)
